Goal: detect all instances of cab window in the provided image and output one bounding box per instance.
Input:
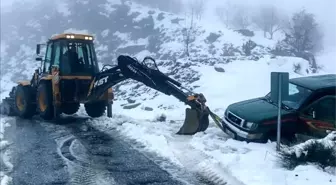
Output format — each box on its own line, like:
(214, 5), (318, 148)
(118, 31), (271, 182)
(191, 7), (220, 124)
(53, 42), (61, 67)
(59, 41), (98, 75)
(44, 42), (53, 73)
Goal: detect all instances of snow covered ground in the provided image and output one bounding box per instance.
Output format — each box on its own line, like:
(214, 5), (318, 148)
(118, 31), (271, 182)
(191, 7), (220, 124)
(0, 117), (13, 185)
(82, 56), (335, 185)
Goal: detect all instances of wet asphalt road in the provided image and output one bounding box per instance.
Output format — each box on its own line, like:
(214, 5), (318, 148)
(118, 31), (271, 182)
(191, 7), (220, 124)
(3, 116), (192, 185)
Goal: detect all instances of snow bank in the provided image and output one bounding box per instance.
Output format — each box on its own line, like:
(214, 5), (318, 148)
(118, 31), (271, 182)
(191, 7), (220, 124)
(0, 117), (13, 185)
(90, 114), (336, 185)
(280, 132), (336, 170)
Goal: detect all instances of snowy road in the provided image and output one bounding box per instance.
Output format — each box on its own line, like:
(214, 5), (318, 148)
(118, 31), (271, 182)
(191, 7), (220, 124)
(4, 117), (69, 184)
(2, 116), (206, 185)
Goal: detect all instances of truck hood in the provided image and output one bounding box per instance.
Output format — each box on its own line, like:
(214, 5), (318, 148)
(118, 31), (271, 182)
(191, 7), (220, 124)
(227, 97), (294, 123)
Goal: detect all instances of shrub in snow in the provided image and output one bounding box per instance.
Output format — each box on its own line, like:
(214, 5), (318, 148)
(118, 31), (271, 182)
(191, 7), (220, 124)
(221, 43), (238, 56)
(293, 63), (302, 74)
(242, 40), (257, 56)
(279, 132), (336, 170)
(271, 40), (295, 57)
(155, 113), (167, 122)
(294, 51), (318, 73)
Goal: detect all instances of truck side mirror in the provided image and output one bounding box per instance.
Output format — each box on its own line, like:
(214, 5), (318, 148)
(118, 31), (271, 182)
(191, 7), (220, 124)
(36, 44), (41, 55)
(36, 57), (42, 61)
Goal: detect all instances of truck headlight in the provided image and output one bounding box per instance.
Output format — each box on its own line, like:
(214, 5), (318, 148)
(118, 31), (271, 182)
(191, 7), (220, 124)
(245, 122), (257, 130)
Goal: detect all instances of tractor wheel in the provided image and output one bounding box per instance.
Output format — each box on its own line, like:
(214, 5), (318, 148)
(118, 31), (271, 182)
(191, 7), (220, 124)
(62, 103), (80, 115)
(37, 83), (54, 120)
(85, 101), (107, 118)
(14, 85), (36, 118)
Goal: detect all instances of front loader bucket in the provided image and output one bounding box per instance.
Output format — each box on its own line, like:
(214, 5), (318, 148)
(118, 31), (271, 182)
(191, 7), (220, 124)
(177, 108), (209, 135)
(0, 97), (16, 116)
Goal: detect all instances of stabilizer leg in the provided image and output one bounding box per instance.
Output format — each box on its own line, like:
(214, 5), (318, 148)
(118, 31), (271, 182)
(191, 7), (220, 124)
(107, 103), (112, 118)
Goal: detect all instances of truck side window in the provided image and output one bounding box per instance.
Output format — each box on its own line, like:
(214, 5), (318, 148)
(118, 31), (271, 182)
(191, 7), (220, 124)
(311, 96), (335, 124)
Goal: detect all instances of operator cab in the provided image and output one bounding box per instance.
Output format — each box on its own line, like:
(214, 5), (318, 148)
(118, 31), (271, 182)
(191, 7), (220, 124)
(36, 33), (100, 76)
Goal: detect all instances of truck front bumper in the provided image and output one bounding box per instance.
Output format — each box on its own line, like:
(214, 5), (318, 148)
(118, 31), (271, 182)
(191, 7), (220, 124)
(221, 117), (263, 141)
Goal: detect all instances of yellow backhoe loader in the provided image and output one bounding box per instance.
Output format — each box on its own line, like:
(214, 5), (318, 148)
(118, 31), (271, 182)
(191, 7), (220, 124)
(1, 33), (225, 135)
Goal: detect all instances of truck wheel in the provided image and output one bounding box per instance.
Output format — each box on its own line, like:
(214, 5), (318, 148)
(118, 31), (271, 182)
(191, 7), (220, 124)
(14, 85), (36, 118)
(62, 103), (80, 115)
(37, 83), (54, 120)
(85, 101), (106, 118)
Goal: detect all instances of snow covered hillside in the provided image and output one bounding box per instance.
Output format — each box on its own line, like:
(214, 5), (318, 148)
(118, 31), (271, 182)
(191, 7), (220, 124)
(1, 0), (334, 109)
(1, 0), (335, 185)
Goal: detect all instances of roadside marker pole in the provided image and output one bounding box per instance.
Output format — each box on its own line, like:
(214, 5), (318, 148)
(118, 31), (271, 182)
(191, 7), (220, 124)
(271, 72), (288, 152)
(276, 75), (282, 151)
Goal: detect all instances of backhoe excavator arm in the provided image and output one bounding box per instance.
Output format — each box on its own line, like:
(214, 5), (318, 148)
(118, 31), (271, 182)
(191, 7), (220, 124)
(87, 55), (213, 135)
(88, 55), (207, 110)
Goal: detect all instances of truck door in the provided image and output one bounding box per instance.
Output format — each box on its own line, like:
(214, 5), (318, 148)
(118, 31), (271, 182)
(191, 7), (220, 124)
(299, 95), (336, 138)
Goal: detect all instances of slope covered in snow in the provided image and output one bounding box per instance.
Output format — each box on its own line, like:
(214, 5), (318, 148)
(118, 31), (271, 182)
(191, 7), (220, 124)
(1, 0), (335, 185)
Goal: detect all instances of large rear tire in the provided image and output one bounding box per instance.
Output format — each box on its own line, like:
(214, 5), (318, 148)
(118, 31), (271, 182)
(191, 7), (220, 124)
(14, 85), (36, 118)
(62, 103), (80, 115)
(37, 83), (54, 120)
(85, 101), (107, 118)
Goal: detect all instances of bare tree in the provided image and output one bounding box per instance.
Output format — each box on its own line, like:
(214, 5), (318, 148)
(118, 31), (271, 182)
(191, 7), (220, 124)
(252, 5), (284, 39)
(284, 9), (323, 53)
(182, 9), (196, 57)
(230, 5), (250, 29)
(186, 0), (205, 21)
(215, 1), (235, 28)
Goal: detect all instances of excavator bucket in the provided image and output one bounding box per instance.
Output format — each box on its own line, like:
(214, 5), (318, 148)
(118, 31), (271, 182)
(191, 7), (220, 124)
(177, 108), (209, 135)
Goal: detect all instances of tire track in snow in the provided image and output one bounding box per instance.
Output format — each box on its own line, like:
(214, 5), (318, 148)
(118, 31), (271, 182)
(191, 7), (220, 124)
(54, 127), (117, 185)
(90, 116), (246, 185)
(165, 136), (246, 185)
(43, 117), (183, 185)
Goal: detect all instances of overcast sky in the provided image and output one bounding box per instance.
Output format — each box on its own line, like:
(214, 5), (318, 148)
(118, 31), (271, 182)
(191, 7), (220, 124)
(1, 0), (336, 48)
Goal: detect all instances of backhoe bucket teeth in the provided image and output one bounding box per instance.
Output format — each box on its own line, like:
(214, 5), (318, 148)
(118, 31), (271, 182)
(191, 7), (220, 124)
(177, 108), (209, 135)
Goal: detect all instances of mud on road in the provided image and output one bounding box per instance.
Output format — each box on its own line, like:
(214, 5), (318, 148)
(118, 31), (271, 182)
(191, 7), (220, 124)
(3, 116), (202, 185)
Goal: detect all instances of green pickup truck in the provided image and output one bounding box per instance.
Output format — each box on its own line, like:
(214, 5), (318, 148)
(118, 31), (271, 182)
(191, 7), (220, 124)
(221, 74), (336, 142)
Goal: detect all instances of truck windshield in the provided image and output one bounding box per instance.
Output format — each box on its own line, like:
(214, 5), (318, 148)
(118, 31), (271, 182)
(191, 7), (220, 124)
(265, 83), (312, 109)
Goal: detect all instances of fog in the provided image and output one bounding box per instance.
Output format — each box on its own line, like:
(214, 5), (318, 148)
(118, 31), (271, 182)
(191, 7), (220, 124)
(205, 0), (336, 48)
(1, 0), (336, 49)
